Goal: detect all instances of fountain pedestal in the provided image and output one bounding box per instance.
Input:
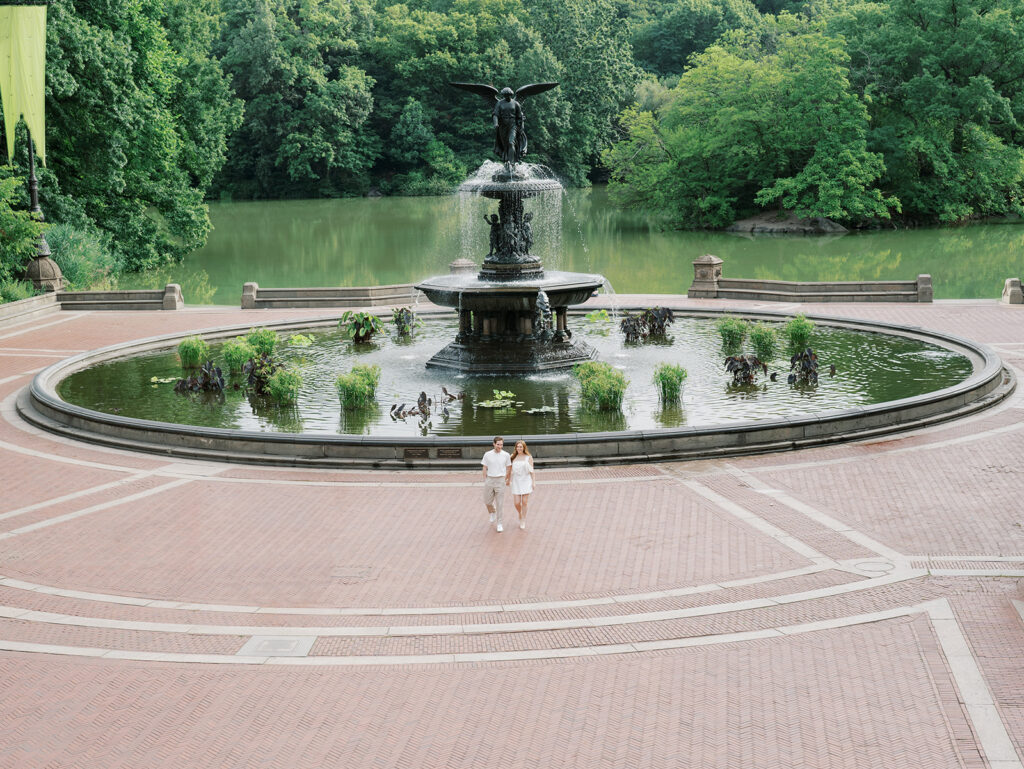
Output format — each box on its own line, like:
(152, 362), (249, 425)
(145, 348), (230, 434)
(415, 169), (604, 374)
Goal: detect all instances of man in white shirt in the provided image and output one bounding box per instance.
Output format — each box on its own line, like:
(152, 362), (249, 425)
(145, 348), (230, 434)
(481, 436), (511, 532)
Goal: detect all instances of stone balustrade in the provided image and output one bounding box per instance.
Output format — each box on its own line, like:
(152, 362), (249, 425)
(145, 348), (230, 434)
(240, 282), (421, 310)
(688, 255), (932, 303)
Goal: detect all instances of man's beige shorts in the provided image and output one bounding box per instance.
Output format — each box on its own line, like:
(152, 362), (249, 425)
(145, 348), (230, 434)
(483, 476), (505, 507)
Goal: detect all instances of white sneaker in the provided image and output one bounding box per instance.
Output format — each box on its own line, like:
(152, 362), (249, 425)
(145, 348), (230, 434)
(496, 523), (504, 533)
(489, 512), (496, 523)
(519, 522), (526, 530)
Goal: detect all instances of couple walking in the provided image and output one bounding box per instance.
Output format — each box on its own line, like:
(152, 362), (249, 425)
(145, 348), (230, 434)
(481, 436), (535, 532)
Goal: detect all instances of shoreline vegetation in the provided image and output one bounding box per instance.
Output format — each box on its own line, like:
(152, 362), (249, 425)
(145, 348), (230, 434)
(4, 0), (1024, 302)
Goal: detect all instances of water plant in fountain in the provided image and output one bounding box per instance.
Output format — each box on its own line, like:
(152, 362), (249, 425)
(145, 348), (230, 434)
(622, 307), (675, 344)
(414, 80), (605, 373)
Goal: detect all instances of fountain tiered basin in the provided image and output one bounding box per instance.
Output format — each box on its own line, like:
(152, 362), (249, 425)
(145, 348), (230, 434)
(415, 165), (604, 373)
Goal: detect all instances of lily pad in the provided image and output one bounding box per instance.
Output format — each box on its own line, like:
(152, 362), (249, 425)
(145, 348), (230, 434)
(150, 376), (178, 383)
(523, 406), (556, 414)
(289, 334), (313, 347)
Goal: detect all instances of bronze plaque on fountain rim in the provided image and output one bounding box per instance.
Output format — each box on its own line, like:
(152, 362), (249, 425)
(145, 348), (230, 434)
(437, 447), (463, 459)
(403, 448), (429, 460)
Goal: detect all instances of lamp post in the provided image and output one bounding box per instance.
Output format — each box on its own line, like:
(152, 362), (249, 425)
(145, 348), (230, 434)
(22, 125), (62, 292)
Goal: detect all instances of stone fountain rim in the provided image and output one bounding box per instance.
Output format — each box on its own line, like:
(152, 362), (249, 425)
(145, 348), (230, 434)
(20, 307), (1011, 469)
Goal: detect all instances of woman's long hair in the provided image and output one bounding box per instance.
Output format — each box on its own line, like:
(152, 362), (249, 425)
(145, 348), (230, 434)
(513, 440), (531, 458)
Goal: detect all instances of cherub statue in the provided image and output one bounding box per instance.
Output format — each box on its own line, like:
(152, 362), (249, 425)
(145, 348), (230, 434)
(521, 211), (534, 254)
(484, 213), (501, 256)
(450, 82), (559, 172)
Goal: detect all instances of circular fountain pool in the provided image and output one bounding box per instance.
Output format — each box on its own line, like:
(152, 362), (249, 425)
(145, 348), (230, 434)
(20, 309), (1009, 468)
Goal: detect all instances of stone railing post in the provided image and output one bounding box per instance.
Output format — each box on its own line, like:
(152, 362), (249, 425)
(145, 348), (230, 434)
(161, 284), (183, 310)
(1002, 277), (1023, 304)
(241, 282), (259, 309)
(688, 254), (723, 298)
(916, 274), (933, 303)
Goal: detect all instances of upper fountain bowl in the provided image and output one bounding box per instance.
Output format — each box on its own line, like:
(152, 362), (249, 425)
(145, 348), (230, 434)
(457, 161), (563, 199)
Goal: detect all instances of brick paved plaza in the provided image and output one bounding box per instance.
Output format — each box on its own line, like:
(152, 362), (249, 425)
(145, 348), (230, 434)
(0, 297), (1022, 768)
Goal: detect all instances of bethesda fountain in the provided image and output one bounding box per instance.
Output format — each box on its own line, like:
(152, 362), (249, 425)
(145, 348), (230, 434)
(414, 81), (605, 373)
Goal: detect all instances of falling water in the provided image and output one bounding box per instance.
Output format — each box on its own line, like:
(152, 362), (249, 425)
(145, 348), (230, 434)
(599, 277), (620, 324)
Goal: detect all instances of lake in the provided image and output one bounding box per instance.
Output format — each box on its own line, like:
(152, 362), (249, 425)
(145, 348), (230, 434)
(119, 187), (1024, 304)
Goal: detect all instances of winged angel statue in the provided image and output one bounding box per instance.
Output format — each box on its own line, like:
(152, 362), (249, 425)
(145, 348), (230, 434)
(450, 82), (559, 171)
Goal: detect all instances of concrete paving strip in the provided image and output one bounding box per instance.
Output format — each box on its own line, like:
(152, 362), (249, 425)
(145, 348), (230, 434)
(744, 419), (1024, 476)
(0, 470), (158, 522)
(723, 463), (905, 561)
(676, 478), (834, 564)
(0, 564), (830, 616)
(0, 604), (925, 666)
(0, 569), (920, 637)
(0, 478), (194, 540)
(0, 312), (86, 341)
(922, 598), (1024, 769)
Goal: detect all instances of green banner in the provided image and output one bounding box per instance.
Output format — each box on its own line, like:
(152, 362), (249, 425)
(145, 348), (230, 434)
(0, 4), (47, 164)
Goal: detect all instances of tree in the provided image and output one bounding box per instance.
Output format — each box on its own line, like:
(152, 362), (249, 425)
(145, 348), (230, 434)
(1, 0), (242, 272)
(528, 0), (640, 182)
(837, 0), (1024, 222)
(216, 0), (378, 197)
(604, 25), (898, 227)
(632, 0), (760, 76)
(365, 0), (571, 186)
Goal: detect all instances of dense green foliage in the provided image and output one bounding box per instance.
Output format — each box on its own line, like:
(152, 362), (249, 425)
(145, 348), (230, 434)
(0, 278), (36, 304)
(178, 336), (211, 368)
(336, 363), (381, 409)
(784, 314), (814, 351)
(608, 0), (1024, 226)
(45, 223), (118, 290)
(652, 362), (687, 403)
(716, 316), (748, 353)
(266, 368), (303, 405)
(573, 361), (628, 411)
(222, 337), (257, 372)
(0, 177), (43, 285)
(246, 327), (279, 356)
(749, 322), (779, 362)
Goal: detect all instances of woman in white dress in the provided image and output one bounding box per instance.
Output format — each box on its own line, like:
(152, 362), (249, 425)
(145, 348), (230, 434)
(506, 440), (535, 530)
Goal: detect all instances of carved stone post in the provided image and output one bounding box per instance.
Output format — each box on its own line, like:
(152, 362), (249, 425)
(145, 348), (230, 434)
(916, 274), (933, 303)
(1002, 277), (1023, 305)
(162, 284), (183, 310)
(688, 254), (722, 298)
(241, 282), (259, 309)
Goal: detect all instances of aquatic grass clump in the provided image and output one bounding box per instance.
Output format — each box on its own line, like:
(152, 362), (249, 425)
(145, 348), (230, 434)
(336, 364), (381, 410)
(266, 369), (302, 405)
(177, 335), (210, 369)
(785, 314), (815, 351)
(573, 361), (628, 411)
(222, 337), (256, 373)
(288, 333), (313, 347)
(246, 327), (278, 356)
(653, 363), (687, 404)
(749, 322), (779, 363)
(716, 316), (748, 354)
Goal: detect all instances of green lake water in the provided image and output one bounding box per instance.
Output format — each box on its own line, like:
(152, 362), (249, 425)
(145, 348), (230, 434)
(119, 186), (1024, 304)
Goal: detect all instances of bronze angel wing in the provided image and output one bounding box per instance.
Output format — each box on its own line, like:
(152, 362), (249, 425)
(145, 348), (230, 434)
(449, 82), (501, 101)
(515, 82), (559, 100)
